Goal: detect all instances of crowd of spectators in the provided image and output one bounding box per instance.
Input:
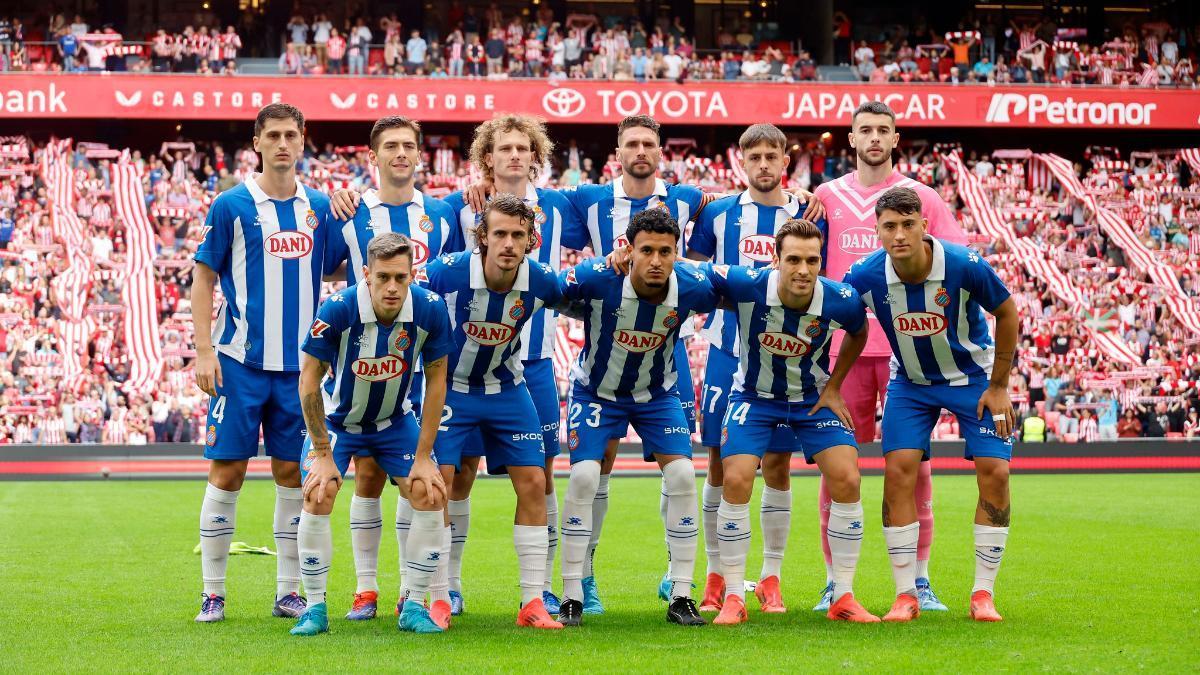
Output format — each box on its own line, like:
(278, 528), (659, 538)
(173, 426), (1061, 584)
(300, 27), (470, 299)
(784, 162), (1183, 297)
(1, 7), (1195, 87)
(0, 132), (1197, 444)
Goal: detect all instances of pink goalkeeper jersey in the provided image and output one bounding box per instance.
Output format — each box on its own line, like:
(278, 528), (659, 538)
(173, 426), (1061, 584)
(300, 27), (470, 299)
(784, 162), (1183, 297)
(816, 169), (967, 357)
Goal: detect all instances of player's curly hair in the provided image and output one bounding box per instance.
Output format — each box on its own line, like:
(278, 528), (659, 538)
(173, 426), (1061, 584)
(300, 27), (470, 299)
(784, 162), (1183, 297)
(775, 219), (824, 253)
(625, 207), (679, 248)
(473, 193), (537, 256)
(467, 114), (554, 183)
(874, 186), (922, 217)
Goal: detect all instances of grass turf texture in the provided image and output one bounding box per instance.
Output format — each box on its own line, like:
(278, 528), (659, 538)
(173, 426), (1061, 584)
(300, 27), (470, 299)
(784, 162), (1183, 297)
(1, 474), (1196, 672)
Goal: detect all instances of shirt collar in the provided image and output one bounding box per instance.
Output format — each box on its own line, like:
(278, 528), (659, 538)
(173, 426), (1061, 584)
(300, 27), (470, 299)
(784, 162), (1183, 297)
(621, 269), (679, 306)
(355, 281), (414, 325)
(766, 270), (824, 314)
(737, 190), (802, 214)
(363, 188), (424, 209)
(885, 235), (946, 285)
(244, 173), (309, 204)
(614, 176), (668, 201)
(469, 251), (530, 291)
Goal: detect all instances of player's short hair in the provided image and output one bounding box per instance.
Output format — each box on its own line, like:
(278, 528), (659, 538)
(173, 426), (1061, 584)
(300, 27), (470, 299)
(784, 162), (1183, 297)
(617, 115), (660, 143)
(369, 116), (422, 151)
(366, 232), (413, 267)
(739, 123), (788, 152)
(254, 103), (304, 136)
(473, 193), (536, 255)
(851, 100), (896, 127)
(775, 219), (825, 253)
(468, 114), (554, 183)
(625, 208), (679, 247)
(874, 186), (923, 217)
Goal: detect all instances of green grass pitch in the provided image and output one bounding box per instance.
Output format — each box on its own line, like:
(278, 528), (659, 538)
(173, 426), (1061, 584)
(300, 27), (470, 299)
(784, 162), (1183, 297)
(1, 474), (1196, 671)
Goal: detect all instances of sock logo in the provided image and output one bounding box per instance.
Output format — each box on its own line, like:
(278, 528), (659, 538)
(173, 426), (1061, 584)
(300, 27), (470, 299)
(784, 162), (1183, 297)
(849, 520), (862, 529)
(679, 516), (694, 526)
(428, 552), (441, 561)
(990, 546), (1004, 554)
(291, 516), (301, 526)
(304, 556), (320, 565)
(212, 515), (228, 523)
(567, 516), (583, 526)
(723, 522), (739, 531)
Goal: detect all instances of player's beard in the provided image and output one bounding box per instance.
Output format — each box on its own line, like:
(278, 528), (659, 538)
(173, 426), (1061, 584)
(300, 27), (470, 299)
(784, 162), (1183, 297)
(752, 174), (781, 193)
(624, 161), (655, 179)
(856, 146), (892, 168)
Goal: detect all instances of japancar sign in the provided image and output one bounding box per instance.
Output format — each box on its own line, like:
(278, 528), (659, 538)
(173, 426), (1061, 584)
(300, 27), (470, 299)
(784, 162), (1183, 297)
(0, 74), (1196, 129)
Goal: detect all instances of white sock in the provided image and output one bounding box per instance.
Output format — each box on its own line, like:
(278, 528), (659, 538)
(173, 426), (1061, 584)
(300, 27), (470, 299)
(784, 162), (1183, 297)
(826, 501), (865, 601)
(883, 522), (920, 597)
(759, 486), (791, 581)
(298, 510), (332, 605)
(515, 524), (549, 605)
(395, 496), (413, 599)
(716, 499), (751, 600)
(273, 484), (302, 598)
(584, 473), (610, 579)
(429, 524), (451, 604)
(973, 524), (1009, 595)
(349, 495), (382, 594)
(825, 563), (835, 584)
(561, 460), (600, 602)
(662, 459), (698, 599)
(544, 489), (559, 593)
(199, 483), (238, 597)
(447, 498), (470, 594)
(701, 482), (722, 577)
(915, 558), (930, 581)
(403, 509), (443, 603)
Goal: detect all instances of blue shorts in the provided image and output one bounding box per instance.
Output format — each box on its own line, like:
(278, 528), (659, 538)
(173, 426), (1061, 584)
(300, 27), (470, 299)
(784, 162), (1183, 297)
(203, 353), (304, 463)
(301, 415), (425, 482)
(435, 385), (545, 475)
(459, 360), (558, 461)
(722, 397), (855, 463)
(568, 385), (693, 463)
(700, 346), (799, 451)
(881, 378), (1014, 461)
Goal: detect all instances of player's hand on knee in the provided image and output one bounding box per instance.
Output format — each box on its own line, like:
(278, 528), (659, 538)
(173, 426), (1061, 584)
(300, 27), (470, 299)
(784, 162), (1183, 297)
(303, 453), (342, 503)
(809, 387), (855, 431)
(977, 385), (1015, 439)
(407, 455), (446, 507)
(329, 188), (361, 220)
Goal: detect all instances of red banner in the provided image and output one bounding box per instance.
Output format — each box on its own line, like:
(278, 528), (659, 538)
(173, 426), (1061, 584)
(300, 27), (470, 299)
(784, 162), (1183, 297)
(1, 74), (1198, 129)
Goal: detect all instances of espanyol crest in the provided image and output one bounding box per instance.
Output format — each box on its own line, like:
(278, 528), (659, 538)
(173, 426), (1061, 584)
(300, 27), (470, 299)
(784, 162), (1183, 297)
(662, 310), (680, 329)
(418, 214), (434, 233)
(533, 205), (547, 225)
(509, 299), (526, 321)
(305, 209), (319, 229)
(394, 329), (411, 352)
(934, 287), (951, 307)
(804, 318), (821, 338)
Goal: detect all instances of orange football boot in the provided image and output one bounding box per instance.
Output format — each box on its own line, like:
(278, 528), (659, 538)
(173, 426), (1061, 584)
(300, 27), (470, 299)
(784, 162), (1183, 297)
(713, 594), (748, 625)
(698, 573), (725, 612)
(516, 598), (564, 629)
(826, 593), (881, 623)
(429, 599), (452, 630)
(754, 575), (787, 614)
(882, 594), (920, 622)
(969, 590), (1003, 622)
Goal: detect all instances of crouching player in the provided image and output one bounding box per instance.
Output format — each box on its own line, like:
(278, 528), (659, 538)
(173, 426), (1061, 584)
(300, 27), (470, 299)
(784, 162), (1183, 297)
(419, 194), (566, 630)
(709, 219), (880, 625)
(292, 233), (454, 635)
(844, 187), (1017, 622)
(556, 208), (720, 627)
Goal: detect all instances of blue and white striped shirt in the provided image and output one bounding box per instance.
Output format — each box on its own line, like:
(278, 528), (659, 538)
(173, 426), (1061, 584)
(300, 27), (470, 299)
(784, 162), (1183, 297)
(195, 176), (336, 372)
(302, 283), (454, 433)
(560, 259), (720, 403)
(709, 266), (866, 403)
(687, 191), (813, 355)
(843, 236), (1011, 387)
(442, 183), (586, 360)
(328, 188), (461, 283)
(563, 178), (703, 256)
(421, 250), (564, 394)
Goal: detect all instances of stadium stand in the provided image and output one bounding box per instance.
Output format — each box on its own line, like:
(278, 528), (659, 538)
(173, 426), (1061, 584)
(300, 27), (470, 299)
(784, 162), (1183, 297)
(0, 133), (1197, 444)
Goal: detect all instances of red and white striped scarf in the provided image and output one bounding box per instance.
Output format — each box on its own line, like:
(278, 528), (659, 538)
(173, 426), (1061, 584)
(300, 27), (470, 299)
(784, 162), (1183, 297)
(111, 155), (165, 394)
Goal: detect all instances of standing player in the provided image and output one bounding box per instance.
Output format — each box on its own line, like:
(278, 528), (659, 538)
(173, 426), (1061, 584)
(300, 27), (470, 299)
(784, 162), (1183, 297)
(684, 123), (818, 613)
(291, 233), (453, 636)
(708, 219), (879, 625)
(420, 194), (566, 630)
(811, 100), (966, 612)
(844, 187), (1016, 622)
(556, 209), (719, 627)
(324, 116), (461, 622)
(193, 103), (335, 622)
(439, 115), (586, 616)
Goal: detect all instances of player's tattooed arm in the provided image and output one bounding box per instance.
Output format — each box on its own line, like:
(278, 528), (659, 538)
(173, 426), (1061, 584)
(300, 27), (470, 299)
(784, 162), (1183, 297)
(988, 298), (1019, 390)
(298, 354), (332, 455)
(979, 499), (1011, 527)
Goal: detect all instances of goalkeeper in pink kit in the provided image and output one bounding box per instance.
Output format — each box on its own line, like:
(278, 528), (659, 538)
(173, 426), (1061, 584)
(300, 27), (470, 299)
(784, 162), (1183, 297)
(811, 101), (967, 612)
